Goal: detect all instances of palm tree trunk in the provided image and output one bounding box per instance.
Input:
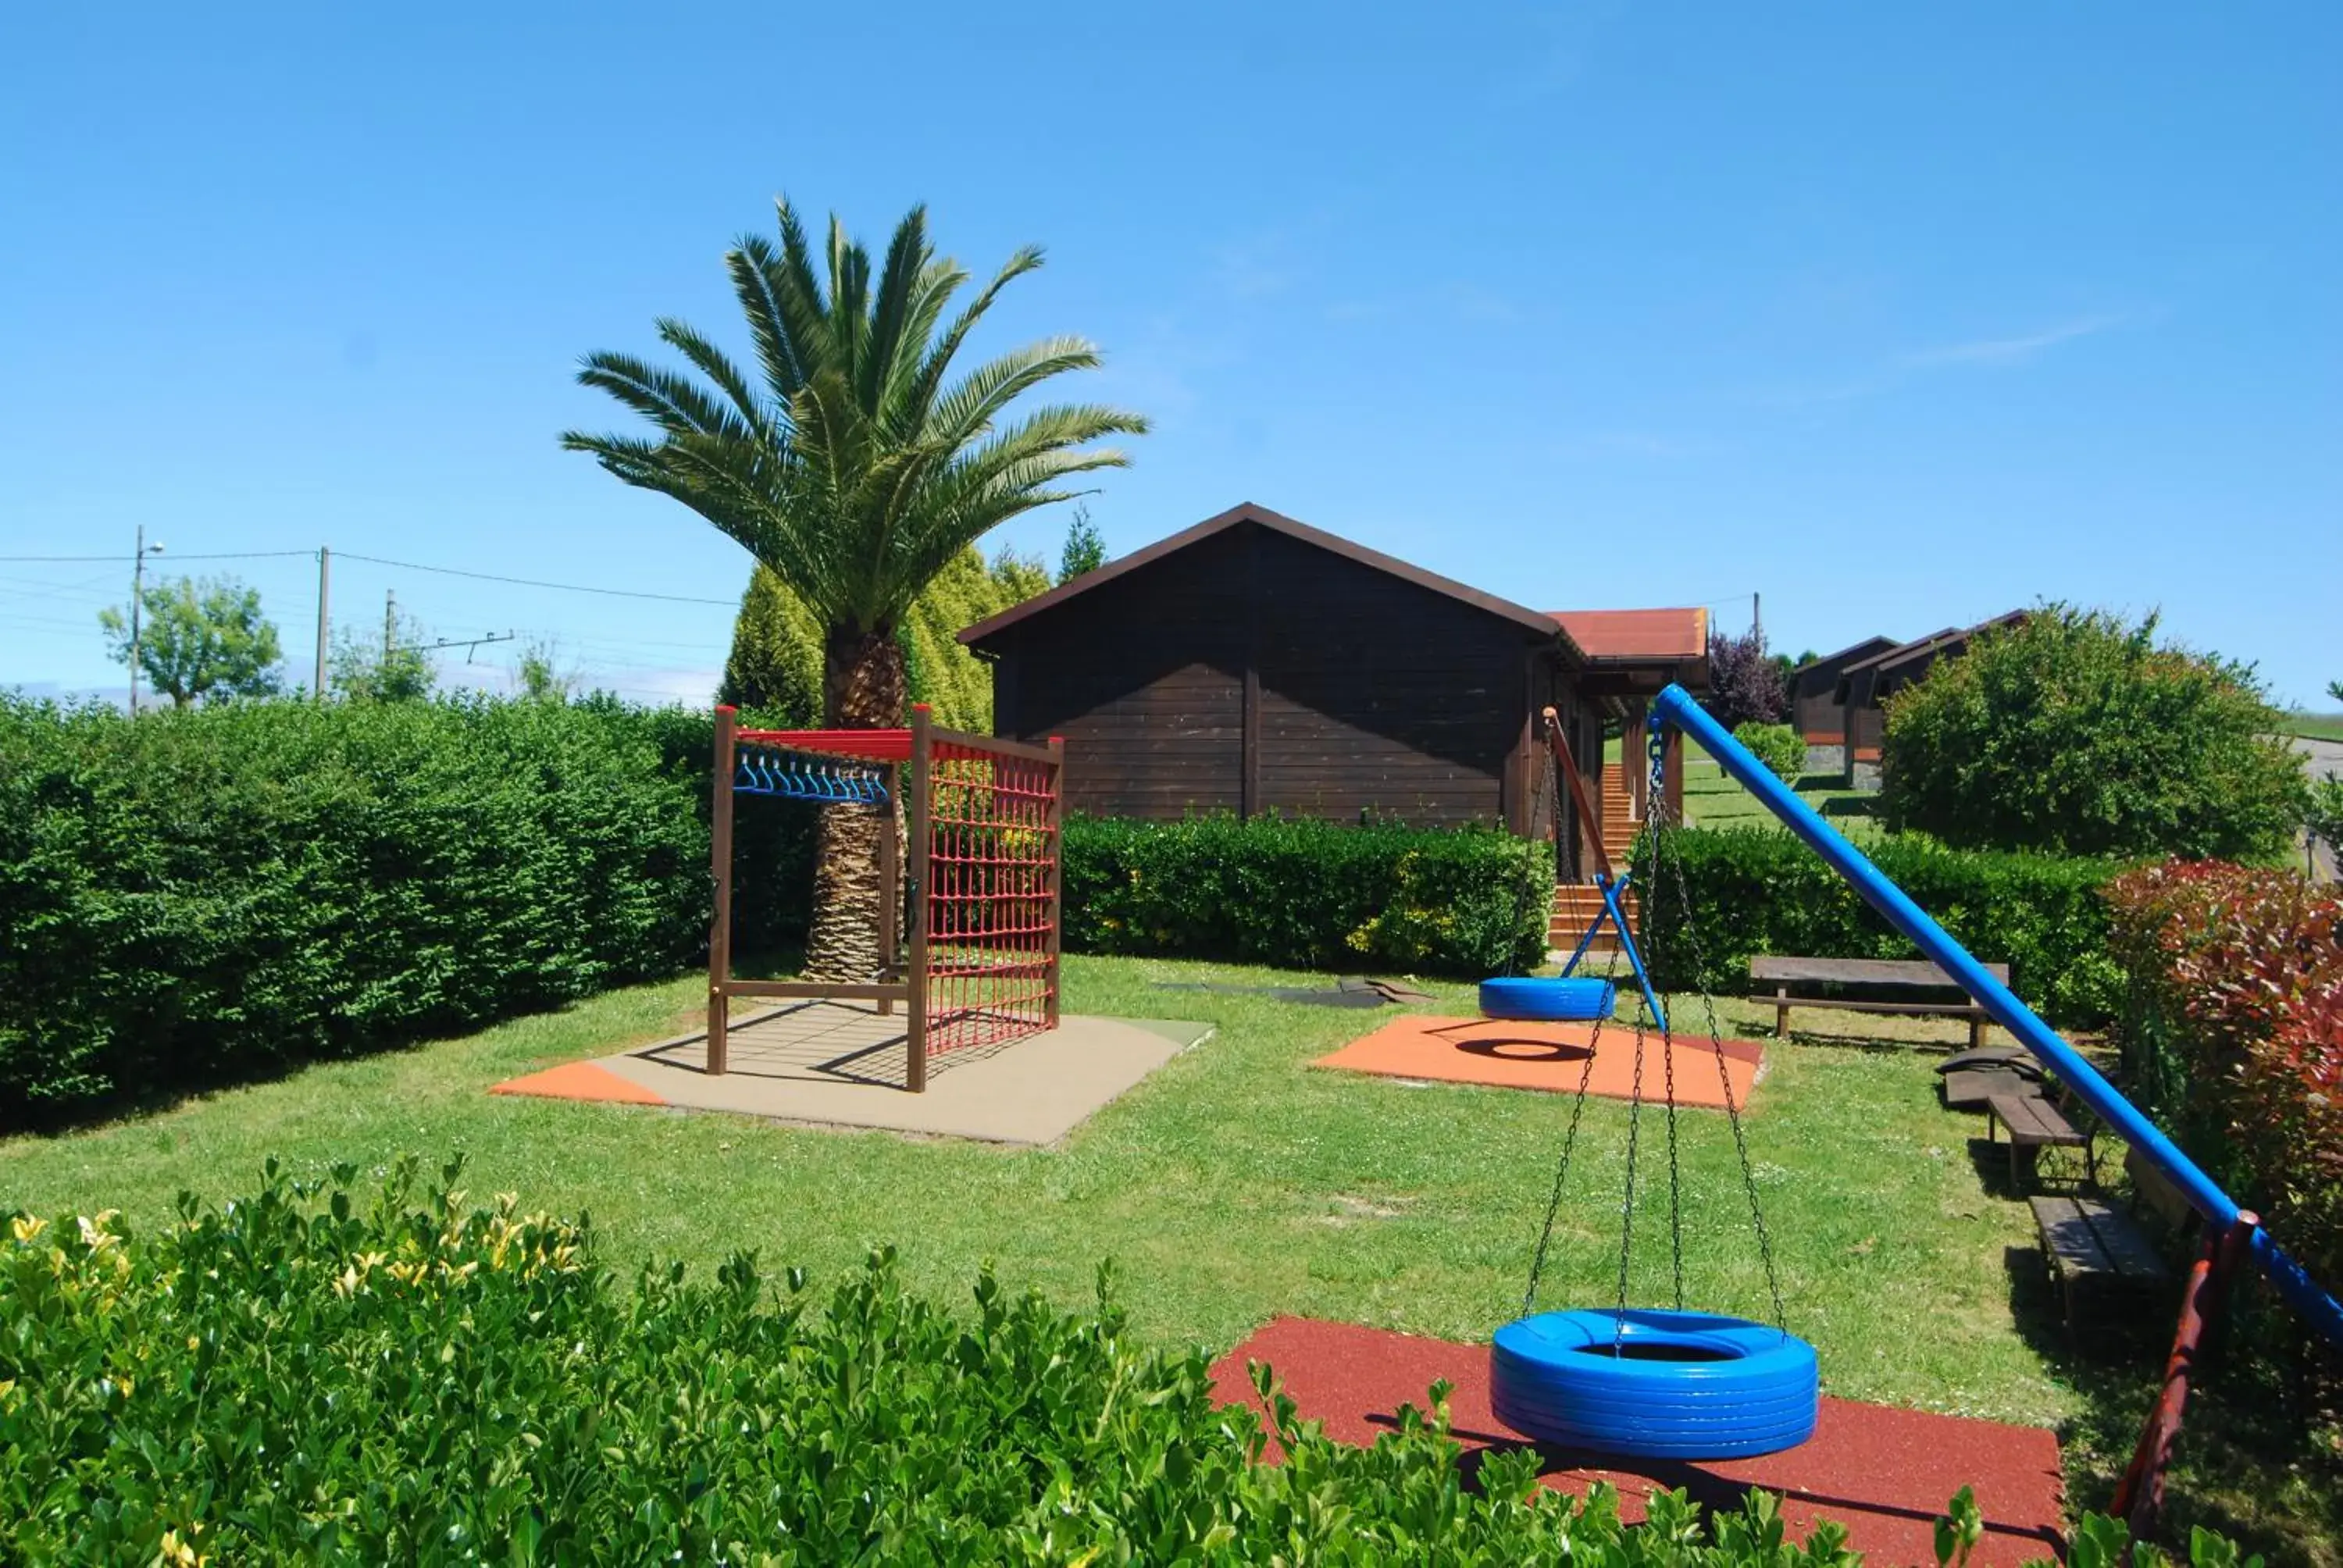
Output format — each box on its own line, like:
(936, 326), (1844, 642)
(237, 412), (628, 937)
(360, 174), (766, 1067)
(802, 628), (908, 982)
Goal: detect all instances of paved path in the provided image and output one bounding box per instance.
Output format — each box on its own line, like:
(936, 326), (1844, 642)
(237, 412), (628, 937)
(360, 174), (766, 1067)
(2291, 737), (2340, 882)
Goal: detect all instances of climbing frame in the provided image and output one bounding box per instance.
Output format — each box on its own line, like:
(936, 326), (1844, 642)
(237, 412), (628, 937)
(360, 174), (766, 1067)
(706, 704), (1065, 1091)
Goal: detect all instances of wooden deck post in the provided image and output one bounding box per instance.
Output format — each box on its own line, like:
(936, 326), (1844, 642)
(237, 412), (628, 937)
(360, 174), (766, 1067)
(708, 704), (736, 1077)
(905, 704), (932, 1092)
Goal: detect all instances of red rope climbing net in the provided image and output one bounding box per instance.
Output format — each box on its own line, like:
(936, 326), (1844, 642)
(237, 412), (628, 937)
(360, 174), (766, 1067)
(922, 736), (1061, 1057)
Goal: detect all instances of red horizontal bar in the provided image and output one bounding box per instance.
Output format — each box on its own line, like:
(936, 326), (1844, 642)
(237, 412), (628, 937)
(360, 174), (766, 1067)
(735, 727), (913, 762)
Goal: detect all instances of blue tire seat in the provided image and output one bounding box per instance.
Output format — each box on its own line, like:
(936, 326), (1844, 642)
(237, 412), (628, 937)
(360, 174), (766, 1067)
(1479, 976), (1616, 1022)
(1490, 1307), (1819, 1459)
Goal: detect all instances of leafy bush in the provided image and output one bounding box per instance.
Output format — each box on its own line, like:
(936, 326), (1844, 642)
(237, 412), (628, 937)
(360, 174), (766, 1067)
(1637, 827), (2124, 1026)
(1063, 814), (1551, 976)
(1734, 722), (1805, 785)
(0, 1160), (2220, 1566)
(2103, 861), (2343, 1297)
(0, 696), (733, 1124)
(1879, 605), (2306, 859)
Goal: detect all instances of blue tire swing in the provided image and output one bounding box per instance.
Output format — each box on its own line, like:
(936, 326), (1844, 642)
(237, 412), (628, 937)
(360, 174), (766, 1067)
(1489, 716), (1817, 1461)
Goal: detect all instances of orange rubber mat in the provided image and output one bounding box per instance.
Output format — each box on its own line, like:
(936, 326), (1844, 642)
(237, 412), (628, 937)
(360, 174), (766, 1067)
(1311, 1015), (1762, 1108)
(490, 1060), (669, 1106)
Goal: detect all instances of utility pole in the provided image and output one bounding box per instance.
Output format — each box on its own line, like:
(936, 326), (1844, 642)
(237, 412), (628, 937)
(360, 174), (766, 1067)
(127, 525), (163, 715)
(314, 546), (330, 701)
(383, 588), (396, 662)
(1753, 591), (1762, 644)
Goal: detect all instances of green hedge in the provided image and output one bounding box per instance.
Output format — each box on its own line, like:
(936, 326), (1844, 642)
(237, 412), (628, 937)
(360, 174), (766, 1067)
(1062, 814), (1551, 977)
(0, 697), (747, 1124)
(1636, 827), (2125, 1027)
(2, 1159), (2191, 1565)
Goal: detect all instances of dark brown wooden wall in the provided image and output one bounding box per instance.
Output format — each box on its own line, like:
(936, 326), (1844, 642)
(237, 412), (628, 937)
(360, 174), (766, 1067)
(983, 522), (1563, 829)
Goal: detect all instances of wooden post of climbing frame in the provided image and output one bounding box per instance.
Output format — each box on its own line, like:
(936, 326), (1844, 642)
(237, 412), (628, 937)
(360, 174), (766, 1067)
(905, 704), (932, 1092)
(1044, 734), (1065, 1028)
(708, 704), (737, 1076)
(876, 762), (900, 1017)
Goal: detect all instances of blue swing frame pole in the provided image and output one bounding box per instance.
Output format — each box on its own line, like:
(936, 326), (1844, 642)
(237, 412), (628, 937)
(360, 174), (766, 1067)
(1649, 683), (2343, 1348)
(1557, 873), (1667, 1032)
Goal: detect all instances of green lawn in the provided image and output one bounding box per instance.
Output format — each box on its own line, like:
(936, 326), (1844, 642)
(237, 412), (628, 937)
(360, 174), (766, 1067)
(2282, 711), (2343, 743)
(3, 956), (2331, 1557)
(1681, 756), (1886, 842)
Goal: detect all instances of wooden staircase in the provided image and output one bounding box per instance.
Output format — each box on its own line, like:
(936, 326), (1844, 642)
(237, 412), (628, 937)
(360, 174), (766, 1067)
(1548, 883), (1639, 954)
(1546, 762), (1643, 954)
(1599, 761), (1638, 868)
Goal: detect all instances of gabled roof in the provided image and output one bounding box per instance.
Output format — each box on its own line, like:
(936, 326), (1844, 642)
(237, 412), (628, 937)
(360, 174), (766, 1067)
(1795, 635), (1900, 679)
(958, 501), (1577, 650)
(1836, 612), (2028, 704)
(1546, 608), (1709, 664)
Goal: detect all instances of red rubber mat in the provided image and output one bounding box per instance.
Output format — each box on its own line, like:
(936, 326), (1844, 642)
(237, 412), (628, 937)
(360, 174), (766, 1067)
(1210, 1317), (2063, 1566)
(1312, 1016), (1763, 1108)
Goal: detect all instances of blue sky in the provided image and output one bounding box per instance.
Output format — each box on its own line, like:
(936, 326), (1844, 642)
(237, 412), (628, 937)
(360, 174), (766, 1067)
(3, 3), (2336, 706)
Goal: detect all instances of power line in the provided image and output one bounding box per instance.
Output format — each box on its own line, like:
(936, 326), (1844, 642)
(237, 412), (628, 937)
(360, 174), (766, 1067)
(0, 550), (319, 563)
(338, 551), (736, 606)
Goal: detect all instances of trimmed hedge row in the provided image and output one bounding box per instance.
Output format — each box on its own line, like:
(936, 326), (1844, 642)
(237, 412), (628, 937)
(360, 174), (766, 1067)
(1061, 814), (1552, 977)
(0, 696), (837, 1124)
(2, 1159), (2189, 1565)
(0, 698), (707, 1123)
(1635, 827), (2125, 1027)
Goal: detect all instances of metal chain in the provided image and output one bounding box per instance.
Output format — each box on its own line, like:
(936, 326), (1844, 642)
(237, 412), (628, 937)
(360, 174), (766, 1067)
(1613, 998), (1647, 1347)
(1650, 734), (1791, 1334)
(1642, 724), (1685, 1313)
(1521, 1010), (1603, 1314)
(1521, 718), (1596, 1314)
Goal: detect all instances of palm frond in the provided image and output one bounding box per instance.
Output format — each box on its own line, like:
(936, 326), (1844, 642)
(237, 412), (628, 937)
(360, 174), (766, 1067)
(900, 245), (1046, 432)
(573, 352), (750, 440)
(654, 318), (774, 438)
(925, 337), (1111, 450)
(726, 233), (808, 402)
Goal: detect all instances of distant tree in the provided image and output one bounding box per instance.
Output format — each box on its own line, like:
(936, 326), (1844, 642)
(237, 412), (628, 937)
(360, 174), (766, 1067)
(1703, 628), (1789, 729)
(515, 640), (576, 702)
(1057, 504), (1107, 583)
(1881, 604), (2306, 858)
(98, 574), (283, 708)
(330, 611), (436, 703)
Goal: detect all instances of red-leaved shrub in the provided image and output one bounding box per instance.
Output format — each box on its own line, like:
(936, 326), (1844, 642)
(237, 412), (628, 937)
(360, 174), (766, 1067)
(2104, 861), (2343, 1295)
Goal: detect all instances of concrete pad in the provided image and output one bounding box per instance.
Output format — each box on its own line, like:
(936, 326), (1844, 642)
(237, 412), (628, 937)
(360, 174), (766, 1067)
(1312, 1016), (1764, 1109)
(1211, 1317), (2064, 1566)
(491, 1001), (1212, 1146)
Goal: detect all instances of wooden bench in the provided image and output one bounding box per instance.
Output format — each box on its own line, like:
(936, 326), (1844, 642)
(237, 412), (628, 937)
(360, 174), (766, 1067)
(1942, 1065), (2036, 1113)
(1986, 1091), (2096, 1189)
(2027, 1193), (2173, 1330)
(1750, 956), (2010, 1049)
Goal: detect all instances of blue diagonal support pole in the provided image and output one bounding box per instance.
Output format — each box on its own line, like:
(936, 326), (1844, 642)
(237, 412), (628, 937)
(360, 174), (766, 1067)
(1650, 682), (2343, 1348)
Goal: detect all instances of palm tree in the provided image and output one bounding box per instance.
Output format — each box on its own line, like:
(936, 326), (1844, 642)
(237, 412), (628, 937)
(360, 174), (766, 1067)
(564, 198), (1147, 980)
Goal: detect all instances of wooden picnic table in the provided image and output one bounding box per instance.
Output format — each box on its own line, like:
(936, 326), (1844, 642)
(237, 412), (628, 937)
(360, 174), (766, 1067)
(1750, 956), (2010, 1049)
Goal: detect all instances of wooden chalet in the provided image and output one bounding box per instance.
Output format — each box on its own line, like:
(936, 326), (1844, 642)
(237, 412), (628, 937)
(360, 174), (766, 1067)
(1789, 635), (1899, 767)
(1833, 611), (2027, 782)
(958, 503), (1706, 883)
